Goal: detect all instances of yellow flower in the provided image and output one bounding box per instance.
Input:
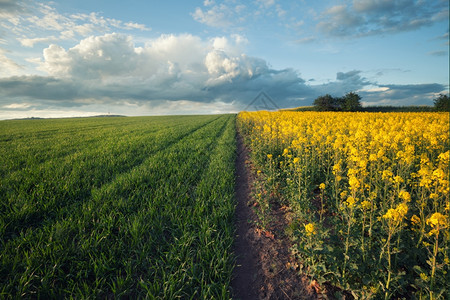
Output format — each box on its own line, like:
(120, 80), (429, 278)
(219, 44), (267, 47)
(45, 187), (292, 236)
(319, 183), (326, 190)
(382, 170), (393, 181)
(359, 160), (367, 169)
(293, 157), (300, 164)
(428, 229), (439, 236)
(432, 168), (445, 180)
(282, 148), (289, 156)
(383, 208), (399, 221)
(396, 202), (408, 218)
(267, 154), (273, 159)
(369, 153), (377, 161)
(399, 190), (411, 202)
(426, 212), (448, 229)
(438, 151), (449, 164)
(348, 176), (360, 189)
(429, 193), (438, 200)
(304, 223), (316, 236)
(411, 215), (420, 226)
(347, 168), (358, 176)
(394, 176), (404, 184)
(332, 163), (341, 173)
(383, 203), (408, 223)
(361, 200), (371, 210)
(346, 196), (356, 208)
(420, 273), (429, 282)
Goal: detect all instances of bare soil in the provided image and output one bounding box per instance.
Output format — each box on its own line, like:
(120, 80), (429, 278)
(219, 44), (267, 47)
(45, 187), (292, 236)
(231, 133), (317, 300)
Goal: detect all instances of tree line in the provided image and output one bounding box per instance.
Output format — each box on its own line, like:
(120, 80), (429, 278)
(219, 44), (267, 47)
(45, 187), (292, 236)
(313, 92), (449, 112)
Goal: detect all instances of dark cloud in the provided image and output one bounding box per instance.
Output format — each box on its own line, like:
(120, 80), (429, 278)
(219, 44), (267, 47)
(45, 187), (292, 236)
(309, 70), (371, 97)
(317, 0), (448, 38)
(378, 83), (446, 97)
(336, 70), (363, 81)
(361, 83), (448, 106)
(0, 0), (28, 14)
(0, 76), (80, 100)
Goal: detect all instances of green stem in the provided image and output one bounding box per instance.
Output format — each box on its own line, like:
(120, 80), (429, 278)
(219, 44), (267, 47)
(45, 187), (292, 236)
(361, 213), (366, 261)
(342, 213), (352, 281)
(430, 229), (439, 300)
(385, 229), (392, 300)
(320, 193), (324, 223)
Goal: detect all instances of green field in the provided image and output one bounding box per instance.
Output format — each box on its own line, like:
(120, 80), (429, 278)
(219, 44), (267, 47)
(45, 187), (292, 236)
(0, 115), (236, 298)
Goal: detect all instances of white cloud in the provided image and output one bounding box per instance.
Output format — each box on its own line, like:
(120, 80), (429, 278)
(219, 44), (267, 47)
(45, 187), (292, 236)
(73, 24), (96, 36)
(124, 22), (151, 31)
(1, 1), (150, 49)
(41, 44), (72, 76)
(256, 0), (275, 9)
(26, 3), (69, 31)
(276, 5), (286, 17)
(0, 48), (23, 76)
(3, 102), (32, 109)
(205, 50), (260, 84)
(192, 4), (236, 28)
(204, 0), (215, 7)
(19, 36), (58, 47)
(358, 86), (390, 93)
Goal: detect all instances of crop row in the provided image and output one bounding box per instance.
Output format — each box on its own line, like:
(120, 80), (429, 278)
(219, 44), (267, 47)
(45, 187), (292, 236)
(0, 115), (236, 298)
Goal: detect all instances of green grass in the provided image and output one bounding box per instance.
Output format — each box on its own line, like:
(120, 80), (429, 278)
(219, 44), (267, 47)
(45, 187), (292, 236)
(0, 115), (237, 298)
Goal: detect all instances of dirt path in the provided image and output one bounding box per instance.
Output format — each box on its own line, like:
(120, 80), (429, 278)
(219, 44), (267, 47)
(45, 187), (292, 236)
(232, 133), (316, 300)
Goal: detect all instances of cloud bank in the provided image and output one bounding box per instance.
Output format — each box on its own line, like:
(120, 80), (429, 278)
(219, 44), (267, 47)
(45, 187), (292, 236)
(0, 33), (313, 114)
(0, 32), (446, 118)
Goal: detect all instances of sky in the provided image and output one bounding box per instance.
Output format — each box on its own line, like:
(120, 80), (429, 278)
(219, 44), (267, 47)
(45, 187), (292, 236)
(0, 0), (448, 119)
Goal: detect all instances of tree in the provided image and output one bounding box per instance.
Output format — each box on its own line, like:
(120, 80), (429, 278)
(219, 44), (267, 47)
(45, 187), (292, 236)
(313, 94), (337, 111)
(433, 94), (449, 112)
(313, 92), (362, 111)
(341, 92), (362, 112)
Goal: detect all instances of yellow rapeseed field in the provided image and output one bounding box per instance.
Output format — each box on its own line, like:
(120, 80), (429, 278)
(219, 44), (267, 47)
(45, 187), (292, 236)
(238, 111), (449, 299)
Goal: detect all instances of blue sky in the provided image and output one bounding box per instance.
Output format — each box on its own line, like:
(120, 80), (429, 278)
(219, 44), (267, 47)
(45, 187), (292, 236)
(0, 0), (448, 119)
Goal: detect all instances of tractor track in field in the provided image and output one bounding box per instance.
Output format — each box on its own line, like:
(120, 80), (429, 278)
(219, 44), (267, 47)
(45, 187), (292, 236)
(232, 132), (317, 300)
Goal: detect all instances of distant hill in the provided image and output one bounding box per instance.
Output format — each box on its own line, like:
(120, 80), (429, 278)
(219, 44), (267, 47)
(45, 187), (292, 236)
(280, 106), (315, 112)
(11, 117), (44, 120)
(8, 115), (126, 121)
(89, 115), (126, 118)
